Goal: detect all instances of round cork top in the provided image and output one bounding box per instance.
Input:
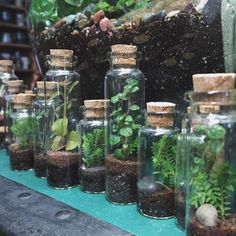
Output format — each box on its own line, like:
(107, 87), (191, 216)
(84, 99), (110, 109)
(192, 73), (236, 92)
(6, 80), (23, 87)
(199, 104), (220, 114)
(50, 49), (73, 58)
(146, 102), (176, 113)
(13, 93), (35, 109)
(37, 81), (57, 90)
(111, 44), (137, 54)
(0, 60), (13, 66)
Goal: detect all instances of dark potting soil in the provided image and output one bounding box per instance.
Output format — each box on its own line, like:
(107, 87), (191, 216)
(138, 189), (174, 218)
(47, 151), (80, 189)
(10, 148), (34, 171)
(105, 155), (137, 204)
(189, 215), (236, 236)
(31, 4), (224, 104)
(79, 165), (105, 193)
(175, 192), (186, 230)
(34, 154), (47, 178)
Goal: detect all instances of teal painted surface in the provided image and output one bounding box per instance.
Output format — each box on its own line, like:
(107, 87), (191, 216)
(0, 150), (184, 236)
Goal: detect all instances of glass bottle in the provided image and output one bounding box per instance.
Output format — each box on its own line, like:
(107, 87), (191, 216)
(10, 93), (35, 170)
(0, 60), (19, 148)
(137, 102), (179, 218)
(79, 100), (109, 193)
(105, 44), (145, 204)
(175, 105), (192, 230)
(33, 81), (56, 178)
(45, 49), (81, 189)
(186, 90), (236, 236)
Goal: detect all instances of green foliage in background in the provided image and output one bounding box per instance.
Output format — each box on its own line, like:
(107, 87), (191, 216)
(110, 78), (141, 160)
(82, 128), (105, 168)
(152, 134), (177, 188)
(190, 124), (236, 218)
(11, 117), (34, 149)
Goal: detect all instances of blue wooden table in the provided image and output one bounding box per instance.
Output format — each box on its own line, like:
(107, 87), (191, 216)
(0, 150), (184, 236)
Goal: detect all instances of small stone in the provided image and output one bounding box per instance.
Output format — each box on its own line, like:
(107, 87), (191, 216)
(66, 14), (76, 24)
(54, 17), (66, 29)
(81, 27), (90, 35)
(183, 52), (195, 60)
(144, 11), (166, 24)
(75, 12), (87, 22)
(99, 17), (112, 32)
(196, 204), (218, 227)
(133, 34), (150, 44)
(94, 10), (105, 24)
(123, 22), (133, 31)
(77, 19), (89, 29)
(132, 15), (142, 27)
(71, 30), (79, 36)
(165, 10), (180, 20)
(163, 58), (177, 67)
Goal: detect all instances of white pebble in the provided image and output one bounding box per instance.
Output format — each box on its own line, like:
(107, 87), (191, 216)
(196, 204), (218, 227)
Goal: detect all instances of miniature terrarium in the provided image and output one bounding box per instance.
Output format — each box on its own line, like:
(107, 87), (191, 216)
(10, 93), (35, 171)
(137, 102), (179, 218)
(26, 0), (224, 103)
(105, 44), (145, 204)
(45, 49), (81, 189)
(0, 60), (20, 148)
(175, 106), (192, 230)
(79, 100), (108, 193)
(33, 81), (56, 178)
(186, 90), (236, 236)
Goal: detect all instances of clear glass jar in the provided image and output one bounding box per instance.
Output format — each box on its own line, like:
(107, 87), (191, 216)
(137, 102), (179, 218)
(4, 80), (24, 150)
(9, 94), (35, 171)
(79, 100), (108, 193)
(175, 105), (192, 230)
(105, 44), (145, 204)
(186, 90), (236, 236)
(0, 60), (19, 149)
(45, 49), (81, 189)
(33, 81), (56, 178)
(27, 0), (223, 104)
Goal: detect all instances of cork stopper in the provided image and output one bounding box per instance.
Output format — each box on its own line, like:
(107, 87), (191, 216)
(192, 73), (235, 92)
(0, 60), (13, 72)
(84, 99), (110, 118)
(199, 104), (220, 114)
(25, 90), (33, 94)
(146, 102), (176, 128)
(50, 49), (73, 58)
(6, 80), (24, 94)
(37, 81), (57, 98)
(50, 49), (73, 68)
(111, 44), (137, 65)
(12, 93), (36, 109)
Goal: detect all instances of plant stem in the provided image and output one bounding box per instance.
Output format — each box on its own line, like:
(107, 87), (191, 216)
(63, 81), (67, 119)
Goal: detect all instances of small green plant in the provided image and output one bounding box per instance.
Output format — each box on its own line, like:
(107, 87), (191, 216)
(82, 128), (105, 168)
(50, 80), (80, 151)
(151, 134), (177, 188)
(110, 78), (142, 160)
(190, 124), (236, 218)
(11, 117), (34, 149)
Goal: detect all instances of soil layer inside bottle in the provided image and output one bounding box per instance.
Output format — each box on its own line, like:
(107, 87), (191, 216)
(47, 151), (80, 189)
(105, 155), (137, 204)
(10, 148), (34, 171)
(190, 215), (236, 236)
(138, 189), (174, 218)
(79, 165), (105, 193)
(175, 192), (186, 230)
(34, 154), (47, 178)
